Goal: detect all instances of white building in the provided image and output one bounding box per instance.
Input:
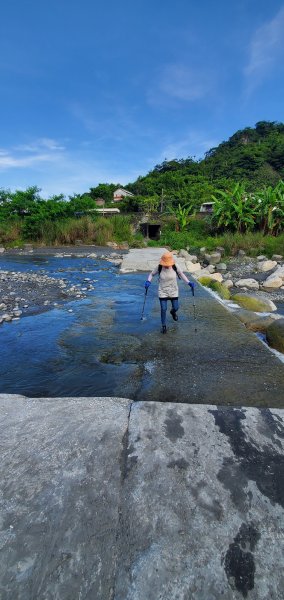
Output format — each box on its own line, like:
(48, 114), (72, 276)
(113, 188), (134, 202)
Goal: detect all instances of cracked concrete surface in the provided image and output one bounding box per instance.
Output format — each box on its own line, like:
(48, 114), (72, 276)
(1, 395), (284, 599)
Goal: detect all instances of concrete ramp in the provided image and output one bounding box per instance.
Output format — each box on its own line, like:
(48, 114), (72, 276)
(1, 395), (284, 599)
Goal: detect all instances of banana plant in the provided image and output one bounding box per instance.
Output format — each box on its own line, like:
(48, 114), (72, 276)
(167, 202), (194, 231)
(212, 183), (257, 232)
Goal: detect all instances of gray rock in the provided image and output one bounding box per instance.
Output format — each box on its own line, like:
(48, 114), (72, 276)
(223, 279), (233, 288)
(207, 264), (215, 273)
(218, 263), (227, 271)
(204, 252), (222, 265)
(178, 249), (191, 259)
(272, 254), (283, 261)
(262, 276), (283, 290)
(0, 247), (5, 253)
(257, 255), (267, 261)
(258, 260), (277, 272)
(235, 278), (259, 290)
(238, 249), (246, 257)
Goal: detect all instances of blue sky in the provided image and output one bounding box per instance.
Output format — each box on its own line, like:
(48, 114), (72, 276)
(1, 0), (284, 197)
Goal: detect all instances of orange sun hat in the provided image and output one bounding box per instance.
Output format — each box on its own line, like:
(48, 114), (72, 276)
(159, 251), (175, 267)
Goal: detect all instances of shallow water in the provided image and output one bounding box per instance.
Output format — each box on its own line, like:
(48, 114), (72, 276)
(1, 253), (284, 405)
(0, 254), (153, 397)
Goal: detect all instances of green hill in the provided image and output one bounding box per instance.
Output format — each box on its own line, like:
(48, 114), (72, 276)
(92, 120), (284, 210)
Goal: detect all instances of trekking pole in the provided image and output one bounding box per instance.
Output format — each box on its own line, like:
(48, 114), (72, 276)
(140, 287), (148, 320)
(190, 284), (197, 333)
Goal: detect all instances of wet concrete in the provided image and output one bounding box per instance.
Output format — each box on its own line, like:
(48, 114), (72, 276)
(119, 248), (284, 407)
(129, 286), (284, 406)
(1, 395), (284, 599)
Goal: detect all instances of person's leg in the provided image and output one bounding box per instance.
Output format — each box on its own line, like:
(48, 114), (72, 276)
(170, 297), (179, 320)
(159, 298), (167, 325)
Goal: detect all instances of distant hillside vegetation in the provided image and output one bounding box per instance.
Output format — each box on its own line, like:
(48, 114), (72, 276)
(88, 121), (284, 209)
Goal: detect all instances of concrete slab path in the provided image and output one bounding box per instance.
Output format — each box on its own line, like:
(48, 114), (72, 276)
(1, 394), (284, 599)
(118, 248), (284, 407)
(120, 247), (188, 273)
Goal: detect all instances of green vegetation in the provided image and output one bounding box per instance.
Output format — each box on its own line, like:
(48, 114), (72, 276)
(1, 122), (284, 251)
(198, 277), (231, 300)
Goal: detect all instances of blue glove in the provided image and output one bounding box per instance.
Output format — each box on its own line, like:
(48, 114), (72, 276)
(188, 281), (195, 295)
(145, 280), (151, 290)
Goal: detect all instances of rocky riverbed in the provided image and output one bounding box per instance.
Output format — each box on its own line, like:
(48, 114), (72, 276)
(0, 246), (124, 324)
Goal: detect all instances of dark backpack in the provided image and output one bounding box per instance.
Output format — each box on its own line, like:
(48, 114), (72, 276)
(158, 264), (181, 279)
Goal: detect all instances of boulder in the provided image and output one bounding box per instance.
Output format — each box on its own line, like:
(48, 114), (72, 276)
(235, 278), (259, 290)
(197, 272), (223, 283)
(272, 266), (284, 281)
(238, 249), (246, 257)
(218, 263), (227, 271)
(223, 279), (233, 289)
(272, 254), (283, 262)
(215, 246), (225, 256)
(266, 319), (284, 353)
(185, 261), (201, 274)
(207, 265), (215, 274)
(0, 247), (5, 254)
(178, 249), (191, 259)
(257, 255), (267, 261)
(232, 293), (277, 312)
(204, 252), (222, 265)
(262, 276), (283, 290)
(258, 260), (277, 272)
(211, 273), (223, 282)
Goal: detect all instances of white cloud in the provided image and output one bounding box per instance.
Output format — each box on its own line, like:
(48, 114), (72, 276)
(148, 64), (211, 106)
(244, 7), (284, 92)
(14, 138), (66, 152)
(159, 131), (218, 161)
(0, 138), (66, 170)
(0, 138), (142, 197)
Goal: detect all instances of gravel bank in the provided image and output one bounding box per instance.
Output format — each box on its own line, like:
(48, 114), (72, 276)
(0, 246), (125, 324)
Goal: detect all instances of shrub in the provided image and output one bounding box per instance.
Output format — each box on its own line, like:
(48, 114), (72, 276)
(111, 215), (132, 242)
(0, 220), (22, 244)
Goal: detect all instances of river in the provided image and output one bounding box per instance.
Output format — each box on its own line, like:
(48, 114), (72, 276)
(1, 252), (284, 406)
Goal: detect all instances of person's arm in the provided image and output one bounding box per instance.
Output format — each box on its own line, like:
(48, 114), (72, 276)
(145, 266), (158, 289)
(147, 266), (159, 282)
(176, 265), (190, 284)
(176, 265), (195, 291)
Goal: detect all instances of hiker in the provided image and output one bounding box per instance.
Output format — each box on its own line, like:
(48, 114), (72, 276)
(145, 251), (195, 333)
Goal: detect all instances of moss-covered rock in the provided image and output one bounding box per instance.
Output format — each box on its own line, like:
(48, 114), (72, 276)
(199, 276), (231, 299)
(198, 276), (213, 286)
(209, 281), (231, 299)
(232, 293), (277, 312)
(266, 319), (284, 353)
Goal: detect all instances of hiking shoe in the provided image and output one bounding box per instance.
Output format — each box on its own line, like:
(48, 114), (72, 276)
(161, 325), (167, 334)
(170, 309), (178, 321)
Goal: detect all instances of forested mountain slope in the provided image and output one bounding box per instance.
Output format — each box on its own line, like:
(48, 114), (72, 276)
(88, 121), (284, 209)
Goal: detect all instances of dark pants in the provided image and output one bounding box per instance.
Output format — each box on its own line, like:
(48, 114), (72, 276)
(159, 297), (179, 325)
